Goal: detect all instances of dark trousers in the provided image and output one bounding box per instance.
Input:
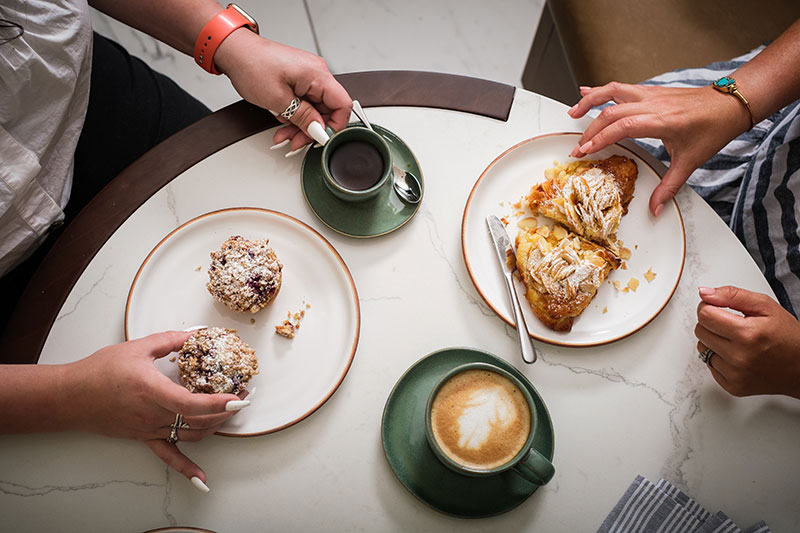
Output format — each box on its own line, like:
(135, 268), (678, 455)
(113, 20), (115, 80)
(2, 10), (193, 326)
(0, 32), (210, 341)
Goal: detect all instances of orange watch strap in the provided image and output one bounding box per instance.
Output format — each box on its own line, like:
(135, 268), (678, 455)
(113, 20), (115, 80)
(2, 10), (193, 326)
(194, 3), (259, 75)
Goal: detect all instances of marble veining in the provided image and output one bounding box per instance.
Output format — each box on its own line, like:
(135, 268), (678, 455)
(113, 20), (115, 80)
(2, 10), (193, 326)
(55, 264), (113, 321)
(0, 478), (165, 497)
(421, 209), (496, 316)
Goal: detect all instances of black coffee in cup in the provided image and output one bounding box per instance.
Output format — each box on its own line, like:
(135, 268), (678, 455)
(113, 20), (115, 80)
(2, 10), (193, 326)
(328, 140), (385, 191)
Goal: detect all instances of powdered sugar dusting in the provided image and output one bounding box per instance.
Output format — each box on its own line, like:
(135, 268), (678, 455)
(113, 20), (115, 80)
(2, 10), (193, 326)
(177, 327), (258, 394)
(528, 233), (605, 300)
(207, 236), (283, 313)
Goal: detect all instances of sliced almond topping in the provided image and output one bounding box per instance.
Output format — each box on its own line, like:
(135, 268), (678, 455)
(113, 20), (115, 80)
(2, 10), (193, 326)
(552, 225), (568, 239)
(644, 268), (657, 282)
(627, 277), (640, 292)
(517, 217), (538, 230)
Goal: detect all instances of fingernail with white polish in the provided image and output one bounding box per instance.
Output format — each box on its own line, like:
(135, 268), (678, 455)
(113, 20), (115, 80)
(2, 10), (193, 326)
(247, 387), (257, 400)
(307, 121), (330, 146)
(270, 139), (290, 150)
(285, 146), (307, 158)
(226, 399), (251, 411)
(191, 477), (211, 493)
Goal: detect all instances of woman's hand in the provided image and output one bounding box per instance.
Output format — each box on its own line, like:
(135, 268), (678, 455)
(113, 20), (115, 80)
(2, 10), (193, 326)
(567, 83), (752, 216)
(63, 331), (250, 486)
(695, 286), (800, 398)
(215, 29), (353, 151)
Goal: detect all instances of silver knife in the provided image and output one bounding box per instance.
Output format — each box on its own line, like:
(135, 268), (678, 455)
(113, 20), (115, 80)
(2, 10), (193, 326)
(486, 215), (539, 364)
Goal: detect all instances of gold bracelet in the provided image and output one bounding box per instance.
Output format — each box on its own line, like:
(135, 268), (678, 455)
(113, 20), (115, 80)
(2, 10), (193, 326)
(712, 76), (755, 130)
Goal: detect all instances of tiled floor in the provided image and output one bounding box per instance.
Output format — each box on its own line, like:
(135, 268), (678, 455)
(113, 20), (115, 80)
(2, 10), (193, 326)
(91, 0), (545, 111)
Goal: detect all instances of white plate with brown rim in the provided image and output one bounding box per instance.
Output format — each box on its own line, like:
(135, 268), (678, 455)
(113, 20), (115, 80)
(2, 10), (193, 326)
(461, 132), (685, 347)
(126, 207), (360, 436)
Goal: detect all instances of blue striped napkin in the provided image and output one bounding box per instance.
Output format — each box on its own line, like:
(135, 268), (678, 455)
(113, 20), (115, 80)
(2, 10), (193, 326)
(598, 475), (771, 533)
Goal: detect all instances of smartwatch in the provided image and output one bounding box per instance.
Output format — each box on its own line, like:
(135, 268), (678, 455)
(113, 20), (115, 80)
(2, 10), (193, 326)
(194, 3), (259, 75)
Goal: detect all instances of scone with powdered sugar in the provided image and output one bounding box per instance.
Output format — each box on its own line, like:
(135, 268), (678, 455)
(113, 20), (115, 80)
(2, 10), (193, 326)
(206, 235), (282, 313)
(177, 327), (258, 394)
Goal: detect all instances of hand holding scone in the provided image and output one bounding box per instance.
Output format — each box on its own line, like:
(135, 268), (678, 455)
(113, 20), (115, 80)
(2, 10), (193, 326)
(0, 331), (251, 490)
(695, 286), (800, 398)
(567, 83), (751, 218)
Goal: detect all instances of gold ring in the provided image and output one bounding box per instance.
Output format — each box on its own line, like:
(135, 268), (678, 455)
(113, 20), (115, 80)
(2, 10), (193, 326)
(279, 97), (301, 120)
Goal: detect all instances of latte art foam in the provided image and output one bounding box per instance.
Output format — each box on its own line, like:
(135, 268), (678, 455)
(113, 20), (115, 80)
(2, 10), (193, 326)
(430, 369), (531, 470)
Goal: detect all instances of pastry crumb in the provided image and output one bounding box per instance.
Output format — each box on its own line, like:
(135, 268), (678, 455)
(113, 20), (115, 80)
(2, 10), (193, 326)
(195, 266), (202, 272)
(169, 356), (176, 363)
(250, 318), (256, 324)
(602, 306), (608, 314)
(644, 268), (656, 282)
(275, 320), (296, 338)
(275, 301), (310, 339)
(627, 277), (640, 292)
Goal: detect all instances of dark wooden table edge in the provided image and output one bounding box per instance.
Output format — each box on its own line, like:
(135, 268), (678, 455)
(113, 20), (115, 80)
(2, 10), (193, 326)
(1, 70), (516, 364)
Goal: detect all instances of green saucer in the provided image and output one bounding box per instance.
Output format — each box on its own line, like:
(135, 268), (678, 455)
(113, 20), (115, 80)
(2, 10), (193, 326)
(301, 124), (423, 238)
(381, 347), (555, 519)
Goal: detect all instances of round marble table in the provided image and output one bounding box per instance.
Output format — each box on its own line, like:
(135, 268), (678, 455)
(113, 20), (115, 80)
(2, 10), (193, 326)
(1, 72), (797, 532)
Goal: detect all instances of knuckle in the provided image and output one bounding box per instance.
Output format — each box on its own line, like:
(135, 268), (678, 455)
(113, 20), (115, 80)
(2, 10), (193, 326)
(616, 115), (639, 133)
(293, 106), (316, 128)
(598, 106), (618, 121)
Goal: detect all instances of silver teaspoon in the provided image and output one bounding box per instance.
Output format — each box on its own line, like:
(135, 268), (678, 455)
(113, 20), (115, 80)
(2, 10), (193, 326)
(351, 100), (422, 204)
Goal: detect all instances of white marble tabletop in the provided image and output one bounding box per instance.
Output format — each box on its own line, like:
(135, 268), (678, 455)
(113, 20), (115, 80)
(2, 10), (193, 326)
(1, 88), (798, 532)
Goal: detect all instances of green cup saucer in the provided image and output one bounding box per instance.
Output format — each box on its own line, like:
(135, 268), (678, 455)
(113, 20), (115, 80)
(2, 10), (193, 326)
(301, 123), (423, 238)
(381, 347), (555, 519)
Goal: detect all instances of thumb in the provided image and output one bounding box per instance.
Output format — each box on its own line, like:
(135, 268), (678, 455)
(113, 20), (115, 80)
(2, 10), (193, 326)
(698, 286), (773, 317)
(132, 331), (192, 360)
(649, 161), (691, 216)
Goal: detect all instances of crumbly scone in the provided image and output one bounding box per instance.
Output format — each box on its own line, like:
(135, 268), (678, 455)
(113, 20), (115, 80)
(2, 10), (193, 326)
(515, 225), (620, 332)
(526, 155), (637, 256)
(177, 327), (258, 394)
(207, 235), (282, 313)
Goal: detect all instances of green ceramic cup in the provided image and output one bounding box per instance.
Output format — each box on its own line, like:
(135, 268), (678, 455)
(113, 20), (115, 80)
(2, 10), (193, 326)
(425, 362), (555, 485)
(321, 126), (392, 202)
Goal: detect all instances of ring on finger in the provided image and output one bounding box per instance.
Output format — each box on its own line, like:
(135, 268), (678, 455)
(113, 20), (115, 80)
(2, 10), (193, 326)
(279, 97), (301, 120)
(166, 413), (190, 444)
(698, 347), (714, 367)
